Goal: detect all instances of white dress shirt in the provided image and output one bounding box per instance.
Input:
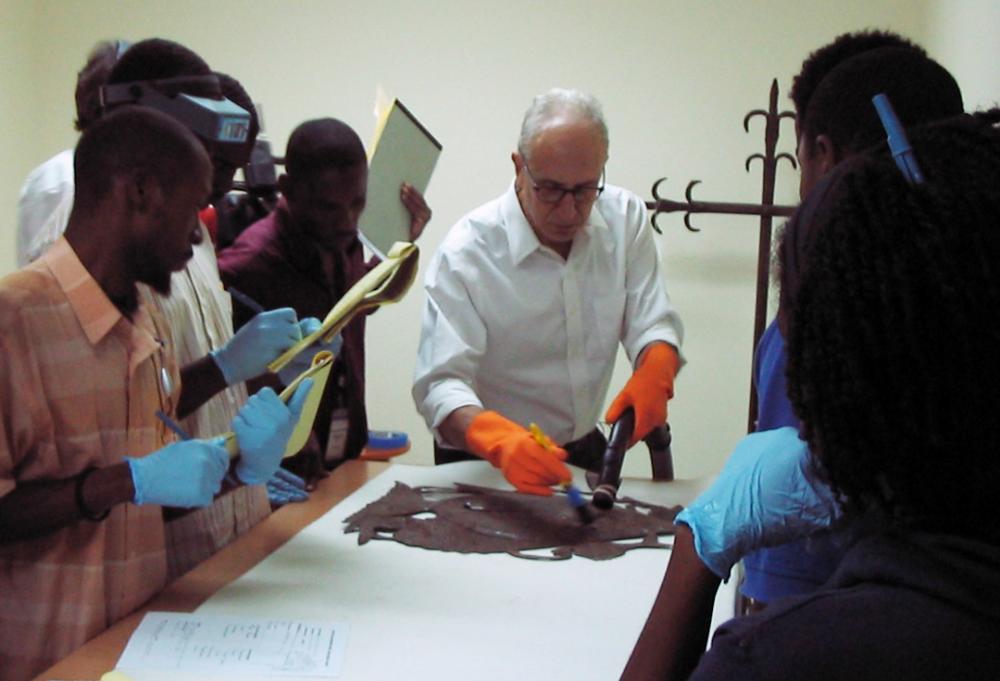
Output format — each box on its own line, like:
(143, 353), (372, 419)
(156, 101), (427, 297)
(17, 149), (75, 267)
(413, 182), (684, 446)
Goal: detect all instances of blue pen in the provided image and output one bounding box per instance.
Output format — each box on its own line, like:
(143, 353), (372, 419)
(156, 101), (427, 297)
(157, 410), (239, 486)
(156, 409), (192, 440)
(228, 287), (265, 315)
(872, 93), (925, 185)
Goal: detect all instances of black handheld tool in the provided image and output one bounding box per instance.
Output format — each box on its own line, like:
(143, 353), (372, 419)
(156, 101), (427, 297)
(592, 407), (635, 510)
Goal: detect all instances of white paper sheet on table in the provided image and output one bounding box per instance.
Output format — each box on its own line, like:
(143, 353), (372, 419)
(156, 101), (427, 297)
(116, 613), (348, 679)
(113, 462), (735, 681)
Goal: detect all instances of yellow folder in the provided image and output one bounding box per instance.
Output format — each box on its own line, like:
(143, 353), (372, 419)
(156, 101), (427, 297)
(358, 99), (441, 259)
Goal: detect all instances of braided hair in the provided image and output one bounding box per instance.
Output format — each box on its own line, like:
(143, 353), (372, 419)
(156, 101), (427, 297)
(783, 110), (1000, 541)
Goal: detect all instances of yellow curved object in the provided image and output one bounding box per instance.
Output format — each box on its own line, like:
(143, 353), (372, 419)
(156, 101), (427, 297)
(100, 672), (133, 681)
(267, 241), (419, 373)
(224, 350), (335, 460)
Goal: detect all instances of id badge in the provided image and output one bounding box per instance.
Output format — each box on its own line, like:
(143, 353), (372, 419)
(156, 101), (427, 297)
(324, 407), (349, 465)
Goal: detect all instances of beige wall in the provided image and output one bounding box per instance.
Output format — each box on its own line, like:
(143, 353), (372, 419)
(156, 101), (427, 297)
(0, 0), (38, 273)
(926, 0), (1000, 112)
(0, 0), (993, 479)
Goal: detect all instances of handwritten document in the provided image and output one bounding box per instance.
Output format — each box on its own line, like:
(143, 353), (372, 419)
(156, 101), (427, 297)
(116, 612), (348, 678)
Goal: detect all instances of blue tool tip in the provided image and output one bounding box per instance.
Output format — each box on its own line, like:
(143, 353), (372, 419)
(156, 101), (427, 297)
(564, 484), (594, 524)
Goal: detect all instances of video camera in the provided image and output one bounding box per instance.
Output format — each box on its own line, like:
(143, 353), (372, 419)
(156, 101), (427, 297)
(215, 135), (286, 249)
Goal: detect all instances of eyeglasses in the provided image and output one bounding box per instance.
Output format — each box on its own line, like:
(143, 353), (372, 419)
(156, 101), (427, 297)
(521, 163), (605, 205)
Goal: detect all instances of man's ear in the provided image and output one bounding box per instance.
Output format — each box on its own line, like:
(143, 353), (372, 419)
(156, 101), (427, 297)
(511, 152), (522, 174)
(124, 170), (163, 215)
(511, 153), (525, 193)
(811, 134), (837, 176)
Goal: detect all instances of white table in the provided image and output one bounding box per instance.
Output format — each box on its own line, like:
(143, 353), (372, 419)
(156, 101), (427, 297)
(39, 461), (736, 681)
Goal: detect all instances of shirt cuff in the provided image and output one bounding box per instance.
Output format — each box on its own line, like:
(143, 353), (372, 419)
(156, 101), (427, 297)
(630, 329), (685, 370)
(422, 379), (483, 441)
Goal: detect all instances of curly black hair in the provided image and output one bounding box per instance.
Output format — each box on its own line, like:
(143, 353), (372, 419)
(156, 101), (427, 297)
(106, 38), (211, 84)
(285, 118), (366, 178)
(800, 46), (962, 160)
(789, 29), (923, 120)
(783, 110), (1000, 541)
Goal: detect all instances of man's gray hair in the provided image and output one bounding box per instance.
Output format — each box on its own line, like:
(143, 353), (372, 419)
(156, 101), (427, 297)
(517, 88), (609, 160)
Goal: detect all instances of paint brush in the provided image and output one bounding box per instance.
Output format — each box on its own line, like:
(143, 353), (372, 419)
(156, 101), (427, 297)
(528, 422), (594, 524)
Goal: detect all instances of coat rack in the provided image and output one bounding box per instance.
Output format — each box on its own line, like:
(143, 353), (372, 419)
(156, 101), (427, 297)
(646, 80), (798, 431)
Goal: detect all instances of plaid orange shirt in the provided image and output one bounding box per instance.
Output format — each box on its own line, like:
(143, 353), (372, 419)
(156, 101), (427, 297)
(0, 237), (178, 681)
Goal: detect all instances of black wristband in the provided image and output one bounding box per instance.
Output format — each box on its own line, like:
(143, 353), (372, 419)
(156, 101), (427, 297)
(75, 466), (111, 522)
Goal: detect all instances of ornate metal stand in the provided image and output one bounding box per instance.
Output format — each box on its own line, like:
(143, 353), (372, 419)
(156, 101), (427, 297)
(647, 80), (798, 431)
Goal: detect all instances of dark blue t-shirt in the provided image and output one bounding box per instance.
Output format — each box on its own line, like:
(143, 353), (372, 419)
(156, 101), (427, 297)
(741, 320), (846, 601)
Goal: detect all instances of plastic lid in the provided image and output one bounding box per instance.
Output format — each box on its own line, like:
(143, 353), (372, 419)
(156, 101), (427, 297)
(367, 430), (409, 450)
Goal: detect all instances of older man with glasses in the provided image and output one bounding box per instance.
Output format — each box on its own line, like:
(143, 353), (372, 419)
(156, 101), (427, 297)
(413, 88), (683, 496)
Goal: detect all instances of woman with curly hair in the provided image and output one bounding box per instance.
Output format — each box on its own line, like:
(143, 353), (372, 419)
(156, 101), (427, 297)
(686, 110), (1000, 679)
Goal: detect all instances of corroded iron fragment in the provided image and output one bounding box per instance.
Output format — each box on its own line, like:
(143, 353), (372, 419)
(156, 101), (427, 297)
(344, 482), (679, 561)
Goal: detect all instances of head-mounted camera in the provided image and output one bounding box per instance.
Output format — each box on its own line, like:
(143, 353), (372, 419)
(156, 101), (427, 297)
(100, 75), (251, 145)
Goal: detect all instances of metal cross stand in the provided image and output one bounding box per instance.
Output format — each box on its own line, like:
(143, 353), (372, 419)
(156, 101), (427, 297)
(646, 80), (798, 432)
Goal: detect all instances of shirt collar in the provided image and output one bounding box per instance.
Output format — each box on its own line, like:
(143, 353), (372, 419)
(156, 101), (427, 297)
(41, 236), (124, 345)
(499, 181), (613, 266)
(42, 237), (161, 376)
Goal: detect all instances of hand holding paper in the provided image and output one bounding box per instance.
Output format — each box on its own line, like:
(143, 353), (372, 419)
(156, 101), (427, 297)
(222, 350), (336, 460)
(234, 380), (314, 485)
(212, 307), (302, 385)
(277, 317), (343, 386)
(359, 98), (441, 258)
(401, 183), (432, 241)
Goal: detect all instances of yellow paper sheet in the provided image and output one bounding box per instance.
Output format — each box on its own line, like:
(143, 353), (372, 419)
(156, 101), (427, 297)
(224, 350), (334, 459)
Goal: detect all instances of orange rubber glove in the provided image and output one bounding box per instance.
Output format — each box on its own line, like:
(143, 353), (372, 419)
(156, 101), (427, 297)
(605, 343), (680, 447)
(465, 411), (571, 496)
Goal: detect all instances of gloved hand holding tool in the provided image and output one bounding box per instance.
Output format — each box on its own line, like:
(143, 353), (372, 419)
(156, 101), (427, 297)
(127, 438), (230, 508)
(465, 410), (571, 496)
(528, 422), (593, 523)
(605, 342), (680, 447)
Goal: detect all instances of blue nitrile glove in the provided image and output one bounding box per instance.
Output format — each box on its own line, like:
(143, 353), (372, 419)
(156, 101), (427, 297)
(276, 317), (344, 386)
(127, 437), (229, 508)
(233, 379), (314, 485)
(211, 308), (302, 385)
(675, 426), (841, 579)
(266, 468), (310, 506)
